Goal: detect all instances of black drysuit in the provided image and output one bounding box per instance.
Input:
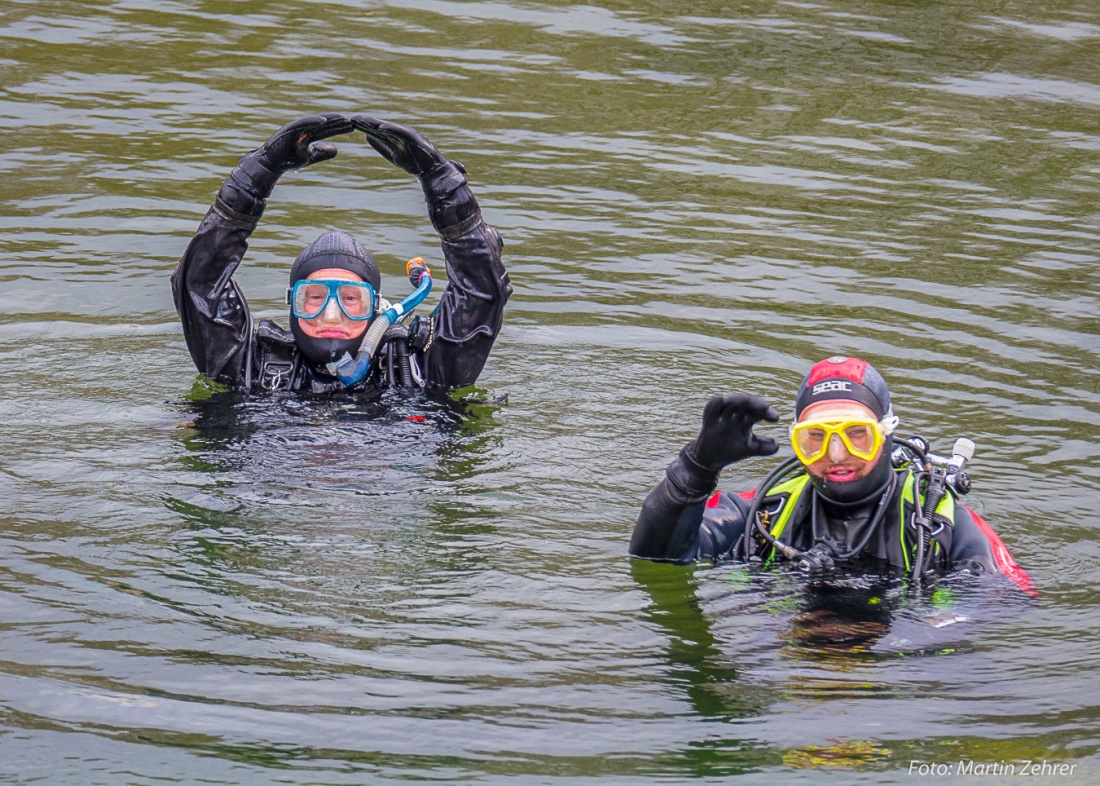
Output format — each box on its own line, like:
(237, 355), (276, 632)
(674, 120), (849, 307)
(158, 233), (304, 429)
(630, 450), (1034, 592)
(172, 170), (510, 394)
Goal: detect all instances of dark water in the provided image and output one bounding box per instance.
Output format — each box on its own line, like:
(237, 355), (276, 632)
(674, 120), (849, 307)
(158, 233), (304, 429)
(1, 1), (1098, 783)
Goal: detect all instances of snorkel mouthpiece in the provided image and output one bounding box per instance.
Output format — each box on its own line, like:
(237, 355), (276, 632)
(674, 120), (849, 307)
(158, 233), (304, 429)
(325, 258), (434, 388)
(327, 351), (372, 386)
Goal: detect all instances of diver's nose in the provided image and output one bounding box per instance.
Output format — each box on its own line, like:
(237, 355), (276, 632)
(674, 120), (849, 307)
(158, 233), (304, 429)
(827, 432), (851, 462)
(319, 296), (343, 323)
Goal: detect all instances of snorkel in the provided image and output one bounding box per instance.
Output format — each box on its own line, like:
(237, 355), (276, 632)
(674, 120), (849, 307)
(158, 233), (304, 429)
(325, 258), (433, 387)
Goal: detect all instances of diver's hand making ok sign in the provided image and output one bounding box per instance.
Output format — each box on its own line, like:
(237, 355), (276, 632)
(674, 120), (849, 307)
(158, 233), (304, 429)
(686, 394), (780, 471)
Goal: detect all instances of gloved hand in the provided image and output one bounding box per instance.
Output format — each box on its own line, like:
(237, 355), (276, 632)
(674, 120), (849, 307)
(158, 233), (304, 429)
(352, 115), (448, 176)
(229, 113), (355, 200)
(686, 394), (780, 472)
(352, 115), (481, 239)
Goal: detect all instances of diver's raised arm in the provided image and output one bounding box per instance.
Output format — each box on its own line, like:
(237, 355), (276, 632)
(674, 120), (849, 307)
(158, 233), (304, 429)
(352, 115), (482, 241)
(215, 113), (355, 226)
(172, 114), (355, 385)
(631, 395), (779, 562)
(353, 115), (510, 389)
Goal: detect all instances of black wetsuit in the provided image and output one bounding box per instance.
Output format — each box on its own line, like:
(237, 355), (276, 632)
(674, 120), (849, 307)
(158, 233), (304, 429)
(171, 177), (510, 394)
(631, 452), (1030, 586)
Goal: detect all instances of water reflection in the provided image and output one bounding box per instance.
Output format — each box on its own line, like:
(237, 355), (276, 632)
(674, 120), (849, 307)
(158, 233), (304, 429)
(631, 557), (1043, 774)
(175, 385), (504, 487)
(633, 558), (1036, 697)
(166, 386), (508, 610)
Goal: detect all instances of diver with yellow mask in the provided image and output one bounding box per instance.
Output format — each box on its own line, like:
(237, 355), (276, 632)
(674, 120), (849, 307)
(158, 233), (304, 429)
(630, 356), (1033, 592)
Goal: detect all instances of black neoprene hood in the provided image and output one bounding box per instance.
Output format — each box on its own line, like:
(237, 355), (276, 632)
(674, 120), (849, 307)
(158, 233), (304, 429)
(289, 230), (381, 289)
(288, 230), (380, 368)
(794, 356), (892, 420)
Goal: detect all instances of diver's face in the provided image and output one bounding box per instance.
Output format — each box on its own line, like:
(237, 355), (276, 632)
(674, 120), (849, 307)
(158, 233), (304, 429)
(296, 268), (371, 341)
(799, 401), (883, 486)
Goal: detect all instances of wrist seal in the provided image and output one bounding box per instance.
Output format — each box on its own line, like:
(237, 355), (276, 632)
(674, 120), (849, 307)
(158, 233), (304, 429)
(420, 160), (482, 239)
(230, 152), (280, 198)
(665, 446), (721, 501)
(213, 177), (266, 227)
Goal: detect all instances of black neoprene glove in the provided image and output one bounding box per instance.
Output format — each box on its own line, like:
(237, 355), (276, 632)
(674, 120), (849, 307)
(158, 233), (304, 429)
(352, 115), (482, 240)
(688, 394), (780, 471)
(217, 113), (354, 220)
(666, 394), (780, 499)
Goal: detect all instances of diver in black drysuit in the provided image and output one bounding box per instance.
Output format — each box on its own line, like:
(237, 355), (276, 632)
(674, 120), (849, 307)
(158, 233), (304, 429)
(630, 357), (1034, 592)
(172, 113), (511, 395)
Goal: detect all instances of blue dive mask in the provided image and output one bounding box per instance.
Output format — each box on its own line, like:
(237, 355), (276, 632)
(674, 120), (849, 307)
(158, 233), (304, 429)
(287, 280), (377, 321)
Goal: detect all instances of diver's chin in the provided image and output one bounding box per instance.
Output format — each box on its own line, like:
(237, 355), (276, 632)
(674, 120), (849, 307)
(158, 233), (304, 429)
(810, 457), (892, 506)
(290, 316), (367, 369)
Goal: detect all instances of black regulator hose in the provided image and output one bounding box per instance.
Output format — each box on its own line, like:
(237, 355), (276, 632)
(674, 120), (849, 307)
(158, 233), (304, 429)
(744, 458), (899, 569)
(395, 340), (413, 387)
(903, 448), (948, 584)
(892, 436), (932, 581)
(811, 469), (898, 563)
(741, 456), (804, 561)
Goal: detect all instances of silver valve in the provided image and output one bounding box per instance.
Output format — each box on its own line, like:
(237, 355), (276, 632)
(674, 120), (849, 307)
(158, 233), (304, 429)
(945, 437), (975, 495)
(948, 437), (975, 472)
(893, 436), (975, 495)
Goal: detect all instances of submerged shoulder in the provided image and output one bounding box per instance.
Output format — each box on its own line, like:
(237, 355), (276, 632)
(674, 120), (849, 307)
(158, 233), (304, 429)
(951, 504), (1035, 592)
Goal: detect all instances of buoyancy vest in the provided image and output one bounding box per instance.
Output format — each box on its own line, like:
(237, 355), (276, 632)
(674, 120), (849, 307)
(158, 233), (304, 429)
(252, 318), (433, 393)
(756, 469), (955, 570)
